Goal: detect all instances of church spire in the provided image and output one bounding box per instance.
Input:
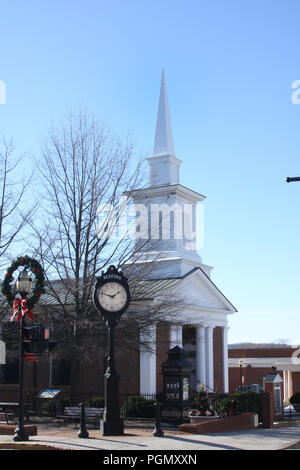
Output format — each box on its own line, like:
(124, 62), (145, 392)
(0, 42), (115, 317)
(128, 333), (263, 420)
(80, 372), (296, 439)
(153, 67), (176, 157)
(148, 68), (182, 186)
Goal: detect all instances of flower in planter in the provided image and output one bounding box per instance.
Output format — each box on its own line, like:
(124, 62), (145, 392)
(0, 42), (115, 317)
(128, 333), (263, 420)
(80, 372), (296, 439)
(189, 387), (219, 417)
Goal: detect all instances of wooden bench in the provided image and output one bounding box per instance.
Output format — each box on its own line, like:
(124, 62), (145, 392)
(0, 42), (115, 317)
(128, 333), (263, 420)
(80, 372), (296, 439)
(56, 406), (104, 428)
(0, 411), (17, 425)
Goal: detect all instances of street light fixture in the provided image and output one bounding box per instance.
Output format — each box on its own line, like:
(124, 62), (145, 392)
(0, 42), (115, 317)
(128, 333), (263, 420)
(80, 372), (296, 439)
(13, 269), (32, 442)
(239, 359), (245, 390)
(1, 257), (48, 441)
(16, 269), (32, 295)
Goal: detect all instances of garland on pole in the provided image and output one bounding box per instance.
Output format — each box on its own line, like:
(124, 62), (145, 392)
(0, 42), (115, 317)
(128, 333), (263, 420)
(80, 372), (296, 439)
(1, 256), (45, 321)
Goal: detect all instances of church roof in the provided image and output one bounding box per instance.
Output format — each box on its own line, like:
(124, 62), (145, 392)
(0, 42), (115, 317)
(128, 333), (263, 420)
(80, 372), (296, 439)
(0, 267), (236, 310)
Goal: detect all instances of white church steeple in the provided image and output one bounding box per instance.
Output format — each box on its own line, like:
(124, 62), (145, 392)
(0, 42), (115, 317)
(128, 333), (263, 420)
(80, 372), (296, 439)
(153, 67), (176, 157)
(126, 68), (211, 279)
(148, 68), (182, 186)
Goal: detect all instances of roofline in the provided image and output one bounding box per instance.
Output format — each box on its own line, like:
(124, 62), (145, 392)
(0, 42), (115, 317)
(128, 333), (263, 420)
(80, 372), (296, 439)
(125, 183), (206, 202)
(181, 267), (238, 313)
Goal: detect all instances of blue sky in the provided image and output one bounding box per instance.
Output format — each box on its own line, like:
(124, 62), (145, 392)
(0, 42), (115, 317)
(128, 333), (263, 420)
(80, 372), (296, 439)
(1, 0), (300, 345)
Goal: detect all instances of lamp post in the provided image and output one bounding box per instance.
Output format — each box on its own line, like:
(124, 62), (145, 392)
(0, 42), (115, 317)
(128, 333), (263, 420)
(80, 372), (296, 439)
(13, 269), (32, 442)
(239, 359), (245, 390)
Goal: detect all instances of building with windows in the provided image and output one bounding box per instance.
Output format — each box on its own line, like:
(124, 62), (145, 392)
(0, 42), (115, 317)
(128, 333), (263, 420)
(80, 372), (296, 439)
(229, 345), (300, 401)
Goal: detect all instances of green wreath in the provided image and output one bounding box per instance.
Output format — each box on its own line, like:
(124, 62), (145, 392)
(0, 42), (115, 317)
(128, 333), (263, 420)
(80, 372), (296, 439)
(1, 255), (45, 309)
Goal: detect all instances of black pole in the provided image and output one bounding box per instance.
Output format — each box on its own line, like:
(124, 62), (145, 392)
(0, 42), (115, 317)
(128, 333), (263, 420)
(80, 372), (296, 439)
(240, 364), (243, 390)
(107, 320), (115, 375)
(100, 319), (123, 436)
(77, 402), (89, 439)
(286, 177), (300, 183)
(152, 402), (164, 437)
(13, 315), (28, 441)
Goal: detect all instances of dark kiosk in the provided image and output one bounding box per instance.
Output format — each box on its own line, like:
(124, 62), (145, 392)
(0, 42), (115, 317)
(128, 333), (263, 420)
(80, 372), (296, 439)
(93, 265), (131, 436)
(161, 346), (193, 425)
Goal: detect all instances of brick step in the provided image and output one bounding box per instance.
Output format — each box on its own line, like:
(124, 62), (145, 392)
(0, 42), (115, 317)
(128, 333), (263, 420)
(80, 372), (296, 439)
(179, 412), (257, 435)
(0, 424), (37, 436)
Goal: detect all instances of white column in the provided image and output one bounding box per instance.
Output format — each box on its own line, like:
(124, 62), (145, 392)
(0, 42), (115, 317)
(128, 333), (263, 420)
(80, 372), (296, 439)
(283, 371), (288, 402)
(222, 326), (229, 393)
(195, 326), (206, 387)
(170, 324), (183, 349)
(288, 371), (292, 401)
(205, 326), (214, 391)
(140, 324), (157, 395)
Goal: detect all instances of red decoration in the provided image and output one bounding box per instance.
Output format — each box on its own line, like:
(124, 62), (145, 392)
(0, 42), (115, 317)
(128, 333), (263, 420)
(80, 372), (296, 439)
(25, 352), (37, 363)
(10, 296), (34, 322)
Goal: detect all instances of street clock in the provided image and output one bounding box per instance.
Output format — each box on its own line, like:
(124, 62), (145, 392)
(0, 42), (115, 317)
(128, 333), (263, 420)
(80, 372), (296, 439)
(93, 265), (131, 320)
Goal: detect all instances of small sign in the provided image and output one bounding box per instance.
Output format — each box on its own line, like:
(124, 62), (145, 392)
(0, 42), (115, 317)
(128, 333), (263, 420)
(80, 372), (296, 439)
(37, 389), (61, 399)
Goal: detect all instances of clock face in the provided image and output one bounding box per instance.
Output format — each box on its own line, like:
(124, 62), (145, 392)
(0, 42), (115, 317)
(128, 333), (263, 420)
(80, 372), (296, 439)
(97, 281), (128, 313)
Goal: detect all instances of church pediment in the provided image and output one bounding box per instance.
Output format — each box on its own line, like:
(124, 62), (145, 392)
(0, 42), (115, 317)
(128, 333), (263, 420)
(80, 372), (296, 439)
(179, 267), (237, 313)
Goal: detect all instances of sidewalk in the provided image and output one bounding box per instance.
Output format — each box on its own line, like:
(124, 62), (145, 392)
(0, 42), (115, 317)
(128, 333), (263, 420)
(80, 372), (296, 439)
(0, 419), (299, 450)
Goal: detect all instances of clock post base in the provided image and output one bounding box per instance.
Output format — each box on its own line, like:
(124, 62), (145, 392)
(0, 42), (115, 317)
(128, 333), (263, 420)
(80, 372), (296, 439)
(100, 418), (124, 436)
(101, 372), (124, 436)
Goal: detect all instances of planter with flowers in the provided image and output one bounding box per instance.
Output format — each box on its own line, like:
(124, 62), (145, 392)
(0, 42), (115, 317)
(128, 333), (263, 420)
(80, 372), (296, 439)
(188, 386), (219, 423)
(189, 408), (219, 423)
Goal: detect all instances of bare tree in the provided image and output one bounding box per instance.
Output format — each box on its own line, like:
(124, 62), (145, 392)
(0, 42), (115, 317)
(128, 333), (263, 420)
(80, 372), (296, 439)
(27, 110), (182, 400)
(0, 138), (35, 269)
(0, 138), (37, 337)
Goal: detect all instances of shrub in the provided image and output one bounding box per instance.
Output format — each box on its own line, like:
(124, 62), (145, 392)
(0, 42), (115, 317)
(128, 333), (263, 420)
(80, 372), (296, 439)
(213, 391), (261, 420)
(121, 396), (156, 419)
(85, 396), (105, 408)
(42, 398), (70, 414)
(41, 400), (56, 414)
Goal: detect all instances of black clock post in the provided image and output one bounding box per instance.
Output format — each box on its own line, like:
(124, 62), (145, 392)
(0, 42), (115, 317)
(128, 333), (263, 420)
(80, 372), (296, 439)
(102, 316), (123, 435)
(93, 265), (131, 436)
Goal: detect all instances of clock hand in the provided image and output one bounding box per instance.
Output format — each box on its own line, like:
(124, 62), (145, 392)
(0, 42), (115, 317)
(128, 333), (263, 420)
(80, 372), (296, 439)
(100, 292), (115, 298)
(111, 290), (121, 298)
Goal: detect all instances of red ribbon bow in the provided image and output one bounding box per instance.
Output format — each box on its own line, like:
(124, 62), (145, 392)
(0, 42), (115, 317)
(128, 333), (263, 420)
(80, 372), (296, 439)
(10, 296), (34, 322)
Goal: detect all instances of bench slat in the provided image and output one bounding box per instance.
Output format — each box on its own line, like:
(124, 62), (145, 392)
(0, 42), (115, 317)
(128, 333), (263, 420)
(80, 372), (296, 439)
(57, 407), (103, 418)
